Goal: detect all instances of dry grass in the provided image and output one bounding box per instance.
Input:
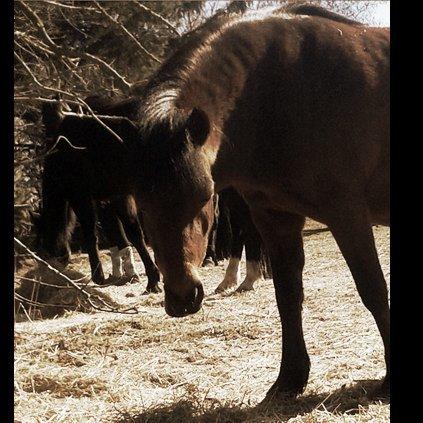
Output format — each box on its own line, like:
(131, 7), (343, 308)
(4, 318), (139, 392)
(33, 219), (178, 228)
(14, 221), (390, 422)
(15, 260), (120, 320)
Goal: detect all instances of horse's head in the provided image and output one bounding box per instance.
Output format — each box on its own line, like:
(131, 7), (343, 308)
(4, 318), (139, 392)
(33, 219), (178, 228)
(137, 107), (216, 317)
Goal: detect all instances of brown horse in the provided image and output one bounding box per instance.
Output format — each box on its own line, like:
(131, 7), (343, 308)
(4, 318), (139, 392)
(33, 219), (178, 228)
(38, 95), (218, 293)
(129, 4), (389, 398)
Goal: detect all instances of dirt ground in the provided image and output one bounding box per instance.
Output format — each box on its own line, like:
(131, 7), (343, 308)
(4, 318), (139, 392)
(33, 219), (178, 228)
(14, 220), (390, 422)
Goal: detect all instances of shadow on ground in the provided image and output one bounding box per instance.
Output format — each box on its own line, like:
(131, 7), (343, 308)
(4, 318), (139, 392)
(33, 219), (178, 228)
(112, 379), (389, 423)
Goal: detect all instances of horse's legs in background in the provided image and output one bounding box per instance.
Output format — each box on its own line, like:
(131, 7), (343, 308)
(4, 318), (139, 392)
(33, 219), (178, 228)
(203, 226), (218, 266)
(115, 197), (161, 293)
(97, 202), (132, 282)
(236, 215), (264, 292)
(70, 198), (105, 284)
(215, 210), (244, 293)
(203, 194), (219, 266)
(215, 194), (232, 262)
(250, 206), (309, 396)
(325, 204), (390, 395)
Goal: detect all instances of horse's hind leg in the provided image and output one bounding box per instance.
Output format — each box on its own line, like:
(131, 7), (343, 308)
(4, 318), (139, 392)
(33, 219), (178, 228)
(203, 213), (218, 266)
(116, 197), (161, 293)
(215, 215), (244, 293)
(70, 198), (105, 285)
(249, 206), (309, 397)
(326, 206), (390, 396)
(203, 194), (219, 266)
(237, 216), (264, 292)
(97, 203), (131, 283)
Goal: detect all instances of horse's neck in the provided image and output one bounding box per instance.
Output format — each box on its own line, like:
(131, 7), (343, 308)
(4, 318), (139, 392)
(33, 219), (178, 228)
(176, 22), (275, 125)
(143, 16), (282, 129)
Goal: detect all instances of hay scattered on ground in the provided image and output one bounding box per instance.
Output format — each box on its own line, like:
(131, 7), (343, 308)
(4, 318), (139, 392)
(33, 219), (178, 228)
(15, 260), (120, 320)
(14, 222), (390, 422)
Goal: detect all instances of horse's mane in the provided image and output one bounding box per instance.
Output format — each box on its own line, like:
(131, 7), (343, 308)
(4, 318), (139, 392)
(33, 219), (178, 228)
(284, 3), (363, 26)
(139, 4), (363, 133)
(138, 9), (236, 132)
(84, 95), (142, 120)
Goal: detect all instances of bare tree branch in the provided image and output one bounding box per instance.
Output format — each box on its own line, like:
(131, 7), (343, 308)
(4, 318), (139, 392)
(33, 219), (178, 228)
(15, 51), (126, 144)
(94, 1), (161, 64)
(131, 1), (180, 37)
(14, 96), (85, 107)
(14, 238), (140, 315)
(39, 0), (96, 11)
(16, 1), (58, 49)
(17, 1), (133, 92)
(84, 53), (132, 90)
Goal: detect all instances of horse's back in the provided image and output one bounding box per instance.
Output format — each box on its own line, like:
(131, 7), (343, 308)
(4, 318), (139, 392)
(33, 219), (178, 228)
(217, 15), (389, 222)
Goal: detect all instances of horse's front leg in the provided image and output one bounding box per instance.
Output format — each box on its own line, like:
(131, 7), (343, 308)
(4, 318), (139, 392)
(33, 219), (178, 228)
(70, 198), (105, 284)
(116, 198), (161, 293)
(249, 206), (309, 397)
(325, 203), (390, 396)
(236, 217), (265, 292)
(215, 213), (244, 292)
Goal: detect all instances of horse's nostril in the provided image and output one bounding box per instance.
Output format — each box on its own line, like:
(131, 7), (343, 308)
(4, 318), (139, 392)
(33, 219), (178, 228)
(188, 286), (198, 303)
(164, 283), (204, 317)
(190, 283), (204, 311)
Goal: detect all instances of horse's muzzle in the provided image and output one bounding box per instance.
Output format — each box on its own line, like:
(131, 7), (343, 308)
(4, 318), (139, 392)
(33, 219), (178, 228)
(164, 283), (204, 317)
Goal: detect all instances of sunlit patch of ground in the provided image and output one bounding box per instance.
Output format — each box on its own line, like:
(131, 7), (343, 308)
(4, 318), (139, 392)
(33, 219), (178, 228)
(14, 221), (390, 422)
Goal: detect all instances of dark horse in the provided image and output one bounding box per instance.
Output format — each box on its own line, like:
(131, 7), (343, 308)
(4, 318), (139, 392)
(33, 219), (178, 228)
(214, 188), (271, 292)
(126, 4), (389, 398)
(36, 99), (161, 292)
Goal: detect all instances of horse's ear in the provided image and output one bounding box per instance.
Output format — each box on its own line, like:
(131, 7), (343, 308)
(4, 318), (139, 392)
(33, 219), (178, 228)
(186, 108), (210, 146)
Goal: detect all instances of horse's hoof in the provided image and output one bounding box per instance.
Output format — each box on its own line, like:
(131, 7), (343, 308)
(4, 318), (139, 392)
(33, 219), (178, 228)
(145, 283), (162, 294)
(214, 285), (230, 294)
(202, 258), (215, 267)
(106, 275), (130, 286)
(236, 284), (254, 293)
(93, 276), (107, 285)
(128, 274), (140, 284)
(148, 268), (160, 284)
(215, 279), (238, 293)
(265, 364), (310, 401)
(264, 383), (304, 402)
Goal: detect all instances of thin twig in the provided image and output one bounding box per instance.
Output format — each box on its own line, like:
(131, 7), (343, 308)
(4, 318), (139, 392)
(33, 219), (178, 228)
(84, 53), (132, 90)
(15, 135), (86, 167)
(15, 292), (78, 309)
(14, 238), (140, 314)
(17, 301), (34, 322)
(14, 204), (32, 209)
(39, 0), (96, 11)
(15, 51), (77, 99)
(16, 1), (58, 51)
(131, 1), (180, 37)
(94, 1), (161, 64)
(61, 111), (133, 122)
(16, 275), (87, 289)
(14, 96), (84, 107)
(16, 1), (133, 94)
(15, 51), (126, 144)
